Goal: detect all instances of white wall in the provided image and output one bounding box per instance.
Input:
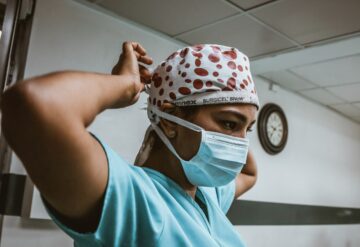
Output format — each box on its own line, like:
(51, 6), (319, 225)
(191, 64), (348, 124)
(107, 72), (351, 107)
(243, 76), (360, 208)
(2, 0), (360, 246)
(236, 76), (360, 247)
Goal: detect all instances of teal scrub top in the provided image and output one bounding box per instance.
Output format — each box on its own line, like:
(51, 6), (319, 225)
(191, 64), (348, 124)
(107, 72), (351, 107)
(42, 134), (246, 247)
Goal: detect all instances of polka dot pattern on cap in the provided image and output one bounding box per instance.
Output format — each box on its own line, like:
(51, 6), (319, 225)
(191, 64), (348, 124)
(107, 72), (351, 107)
(147, 44), (259, 110)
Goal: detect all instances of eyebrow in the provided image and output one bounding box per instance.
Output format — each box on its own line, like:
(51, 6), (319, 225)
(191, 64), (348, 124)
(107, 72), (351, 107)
(217, 109), (256, 125)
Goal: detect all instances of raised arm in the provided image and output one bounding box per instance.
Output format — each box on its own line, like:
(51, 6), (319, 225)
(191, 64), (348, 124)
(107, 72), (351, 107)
(0, 42), (152, 232)
(234, 150), (258, 199)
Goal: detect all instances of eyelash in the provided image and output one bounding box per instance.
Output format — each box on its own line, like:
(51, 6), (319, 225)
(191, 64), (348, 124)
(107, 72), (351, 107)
(221, 121), (237, 130)
(220, 120), (254, 133)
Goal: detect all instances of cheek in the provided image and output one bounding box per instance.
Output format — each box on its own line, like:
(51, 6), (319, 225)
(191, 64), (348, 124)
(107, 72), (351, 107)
(173, 126), (201, 161)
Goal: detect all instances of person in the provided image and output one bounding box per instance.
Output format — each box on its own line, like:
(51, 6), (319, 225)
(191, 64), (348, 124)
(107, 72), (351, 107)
(1, 42), (259, 247)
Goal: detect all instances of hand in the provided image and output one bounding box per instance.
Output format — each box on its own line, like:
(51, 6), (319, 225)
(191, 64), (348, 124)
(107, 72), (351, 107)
(235, 150), (258, 198)
(111, 41), (153, 106)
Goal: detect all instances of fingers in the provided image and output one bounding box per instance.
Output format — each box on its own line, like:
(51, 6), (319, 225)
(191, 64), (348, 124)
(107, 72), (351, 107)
(122, 41), (153, 65)
(131, 42), (146, 56)
(139, 64), (152, 84)
(132, 42), (153, 65)
(112, 41), (153, 77)
(138, 55), (153, 65)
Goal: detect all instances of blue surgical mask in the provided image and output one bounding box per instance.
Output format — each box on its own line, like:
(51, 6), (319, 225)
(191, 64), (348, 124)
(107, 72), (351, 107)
(148, 106), (249, 187)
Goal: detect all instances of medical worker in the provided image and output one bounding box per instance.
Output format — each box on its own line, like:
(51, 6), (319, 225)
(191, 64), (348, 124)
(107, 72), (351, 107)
(1, 42), (259, 246)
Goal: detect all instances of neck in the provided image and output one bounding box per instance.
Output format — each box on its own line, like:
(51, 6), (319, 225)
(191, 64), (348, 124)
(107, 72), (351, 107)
(141, 146), (197, 199)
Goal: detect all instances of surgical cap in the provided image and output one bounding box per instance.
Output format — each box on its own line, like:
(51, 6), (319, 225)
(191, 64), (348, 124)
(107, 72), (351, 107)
(146, 44), (259, 110)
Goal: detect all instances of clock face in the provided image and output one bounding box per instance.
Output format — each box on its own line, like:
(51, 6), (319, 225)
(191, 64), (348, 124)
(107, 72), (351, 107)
(257, 103), (288, 155)
(266, 112), (284, 146)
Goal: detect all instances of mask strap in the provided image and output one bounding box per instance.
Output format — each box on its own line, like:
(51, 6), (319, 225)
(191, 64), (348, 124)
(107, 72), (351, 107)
(149, 121), (183, 161)
(148, 105), (203, 133)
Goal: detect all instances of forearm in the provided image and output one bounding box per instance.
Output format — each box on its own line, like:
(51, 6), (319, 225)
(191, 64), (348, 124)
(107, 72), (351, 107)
(1, 70), (138, 173)
(2, 71), (136, 127)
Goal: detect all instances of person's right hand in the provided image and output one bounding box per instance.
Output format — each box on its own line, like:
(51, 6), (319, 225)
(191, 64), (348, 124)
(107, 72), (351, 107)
(111, 41), (153, 107)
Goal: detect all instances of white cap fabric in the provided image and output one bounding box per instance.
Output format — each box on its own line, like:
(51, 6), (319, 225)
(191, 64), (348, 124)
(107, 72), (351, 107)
(147, 44), (259, 110)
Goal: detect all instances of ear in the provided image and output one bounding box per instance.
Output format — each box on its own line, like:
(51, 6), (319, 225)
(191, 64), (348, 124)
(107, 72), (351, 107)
(159, 102), (178, 139)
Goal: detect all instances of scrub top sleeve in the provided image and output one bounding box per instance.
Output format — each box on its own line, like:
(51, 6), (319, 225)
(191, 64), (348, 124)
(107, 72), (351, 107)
(41, 132), (164, 246)
(215, 179), (236, 214)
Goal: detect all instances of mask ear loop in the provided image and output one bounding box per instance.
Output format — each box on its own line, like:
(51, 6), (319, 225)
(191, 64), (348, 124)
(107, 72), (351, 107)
(147, 105), (205, 161)
(149, 121), (183, 161)
(148, 105), (203, 133)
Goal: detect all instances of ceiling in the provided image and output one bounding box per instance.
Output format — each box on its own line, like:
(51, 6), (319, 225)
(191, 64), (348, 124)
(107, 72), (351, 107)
(81, 0), (360, 124)
(260, 52), (360, 123)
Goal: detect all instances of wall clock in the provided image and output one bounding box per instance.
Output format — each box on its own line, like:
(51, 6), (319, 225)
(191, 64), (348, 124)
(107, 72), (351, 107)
(257, 103), (288, 155)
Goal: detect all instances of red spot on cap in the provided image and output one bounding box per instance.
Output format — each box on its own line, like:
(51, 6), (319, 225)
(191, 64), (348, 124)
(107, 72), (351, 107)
(222, 50), (237, 60)
(180, 48), (189, 58)
(195, 59), (201, 67)
(217, 78), (224, 83)
(247, 75), (252, 83)
(210, 45), (221, 53)
(237, 65), (243, 72)
(227, 61), (236, 70)
(167, 52), (178, 60)
(245, 66), (248, 71)
(181, 72), (187, 77)
(208, 53), (220, 63)
(180, 59), (186, 65)
(169, 92), (176, 100)
(240, 83), (246, 89)
(166, 65), (172, 72)
(157, 100), (162, 107)
(165, 76), (169, 81)
(185, 79), (192, 83)
(185, 63), (190, 68)
(192, 44), (204, 51)
(179, 87), (191, 95)
(194, 68), (208, 76)
(159, 88), (164, 96)
(216, 64), (222, 69)
(193, 79), (203, 89)
(243, 79), (248, 86)
(244, 56), (247, 61)
(227, 77), (236, 89)
(213, 71), (219, 77)
(206, 81), (213, 87)
(222, 87), (233, 91)
(192, 51), (203, 59)
(232, 72), (237, 77)
(169, 81), (173, 87)
(161, 62), (166, 67)
(152, 73), (162, 88)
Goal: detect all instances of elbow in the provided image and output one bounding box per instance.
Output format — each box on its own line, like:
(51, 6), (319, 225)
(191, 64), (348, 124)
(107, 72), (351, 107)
(1, 81), (39, 144)
(249, 173), (257, 189)
(247, 168), (258, 189)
